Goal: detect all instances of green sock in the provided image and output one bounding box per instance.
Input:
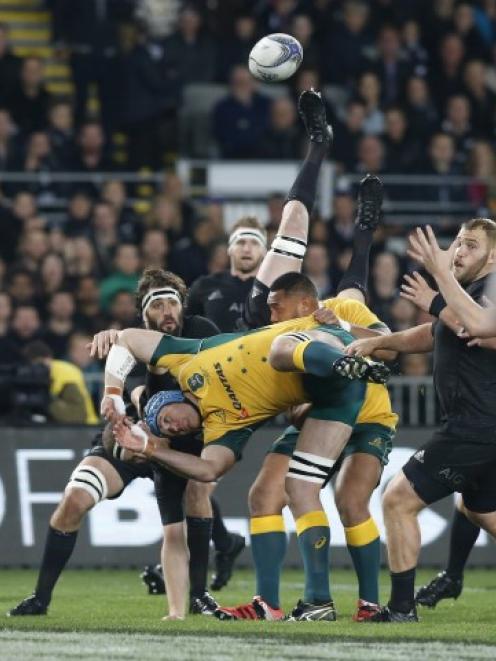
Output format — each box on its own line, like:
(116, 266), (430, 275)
(295, 510), (331, 604)
(250, 515), (287, 609)
(345, 517), (381, 604)
(293, 340), (344, 378)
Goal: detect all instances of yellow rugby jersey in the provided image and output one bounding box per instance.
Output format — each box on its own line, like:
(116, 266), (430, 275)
(150, 316), (332, 443)
(322, 297), (398, 430)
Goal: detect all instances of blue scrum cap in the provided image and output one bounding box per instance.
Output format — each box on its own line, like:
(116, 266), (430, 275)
(144, 390), (185, 437)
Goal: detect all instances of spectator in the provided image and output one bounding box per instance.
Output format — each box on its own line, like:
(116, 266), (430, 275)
(0, 108), (17, 172)
(99, 243), (140, 310)
(217, 14), (257, 82)
(141, 228), (169, 269)
(212, 65), (270, 158)
(206, 240), (229, 274)
(71, 121), (112, 179)
(7, 56), (51, 135)
(357, 71), (385, 135)
(404, 75), (439, 140)
(390, 296), (418, 332)
(441, 94), (475, 165)
(369, 251), (400, 329)
(453, 2), (489, 61)
(160, 171), (198, 236)
(146, 194), (184, 241)
(265, 192), (286, 233)
(333, 99), (366, 171)
(73, 275), (107, 334)
(0, 23), (21, 105)
(466, 140), (496, 211)
(65, 236), (99, 280)
(420, 132), (468, 213)
(116, 22), (170, 170)
(327, 190), (355, 252)
(108, 290), (139, 328)
(67, 331), (101, 408)
(0, 305), (42, 362)
(14, 131), (60, 198)
(304, 243), (332, 297)
(47, 100), (75, 166)
(64, 191), (94, 238)
(0, 291), (12, 336)
(256, 96), (302, 159)
(168, 216), (216, 285)
(39, 252), (67, 297)
(256, 0), (299, 34)
(101, 179), (141, 244)
(383, 106), (420, 173)
(91, 201), (120, 269)
(373, 25), (412, 105)
(163, 5), (217, 85)
(23, 339), (98, 424)
(323, 0), (372, 86)
(401, 20), (429, 73)
(16, 229), (49, 274)
(430, 33), (466, 112)
(290, 14), (321, 75)
(356, 134), (386, 174)
(43, 291), (76, 358)
(6, 269), (37, 307)
(463, 60), (496, 135)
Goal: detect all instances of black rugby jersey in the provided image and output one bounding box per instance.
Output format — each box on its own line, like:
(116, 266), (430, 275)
(186, 271), (255, 331)
(433, 274), (496, 432)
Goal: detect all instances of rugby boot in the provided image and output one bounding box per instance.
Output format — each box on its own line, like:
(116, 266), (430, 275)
(356, 174), (383, 231)
(286, 599), (337, 622)
(415, 571), (463, 608)
(7, 594), (48, 616)
(215, 601), (259, 621)
(352, 599), (381, 622)
(368, 604), (419, 622)
(210, 532), (246, 591)
(297, 89), (333, 146)
(332, 355), (391, 385)
(141, 564), (166, 595)
(190, 591), (219, 616)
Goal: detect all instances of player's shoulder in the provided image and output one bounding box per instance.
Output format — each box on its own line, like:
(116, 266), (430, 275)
(322, 297), (369, 312)
(183, 314), (220, 338)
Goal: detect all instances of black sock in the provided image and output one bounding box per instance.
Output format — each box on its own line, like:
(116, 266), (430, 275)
(286, 141), (328, 214)
(211, 497), (231, 553)
(34, 526), (78, 605)
(389, 567), (416, 613)
(446, 509), (480, 579)
(187, 516), (213, 599)
(336, 227), (374, 297)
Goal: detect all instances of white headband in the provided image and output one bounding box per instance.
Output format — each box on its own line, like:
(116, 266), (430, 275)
(141, 287), (182, 319)
(228, 228), (267, 249)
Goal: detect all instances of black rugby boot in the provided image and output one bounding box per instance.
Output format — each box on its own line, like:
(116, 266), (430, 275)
(356, 174), (383, 231)
(415, 571), (463, 608)
(8, 594), (48, 616)
(297, 89), (333, 146)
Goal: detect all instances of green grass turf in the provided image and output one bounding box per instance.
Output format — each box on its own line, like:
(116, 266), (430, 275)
(1, 568), (496, 645)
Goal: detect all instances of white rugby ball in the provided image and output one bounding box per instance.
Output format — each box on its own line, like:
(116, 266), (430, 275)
(249, 33), (303, 82)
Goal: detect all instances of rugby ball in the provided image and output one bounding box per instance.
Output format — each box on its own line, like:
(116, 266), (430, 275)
(249, 33), (303, 82)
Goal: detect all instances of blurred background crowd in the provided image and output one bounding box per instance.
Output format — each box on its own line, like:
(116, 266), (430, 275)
(1, 0), (496, 417)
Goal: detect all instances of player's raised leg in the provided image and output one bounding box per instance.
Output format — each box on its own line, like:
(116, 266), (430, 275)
(8, 453), (124, 616)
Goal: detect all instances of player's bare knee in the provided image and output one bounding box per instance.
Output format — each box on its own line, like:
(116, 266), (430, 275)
(248, 482), (285, 517)
(279, 200), (308, 240)
(185, 480), (213, 518)
(50, 489), (92, 530)
(335, 490), (369, 528)
(382, 477), (416, 516)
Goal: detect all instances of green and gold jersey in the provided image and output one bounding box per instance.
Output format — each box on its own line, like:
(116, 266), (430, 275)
(321, 297), (398, 430)
(150, 316), (351, 443)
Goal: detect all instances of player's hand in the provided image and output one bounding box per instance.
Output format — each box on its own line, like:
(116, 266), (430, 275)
(407, 226), (456, 277)
(89, 329), (120, 359)
(313, 307), (339, 325)
(288, 403), (312, 429)
(466, 336), (496, 349)
(400, 271), (436, 312)
(113, 419), (150, 453)
(346, 337), (381, 357)
(100, 395), (126, 423)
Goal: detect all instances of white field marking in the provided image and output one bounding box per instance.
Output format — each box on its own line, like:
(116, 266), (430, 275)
(234, 580), (496, 593)
(1, 632), (496, 661)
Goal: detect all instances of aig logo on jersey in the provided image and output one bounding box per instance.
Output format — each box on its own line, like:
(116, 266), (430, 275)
(187, 372), (205, 393)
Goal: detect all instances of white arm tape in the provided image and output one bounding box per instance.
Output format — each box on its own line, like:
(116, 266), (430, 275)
(106, 344), (137, 382)
(339, 319), (352, 333)
(130, 424), (149, 453)
(271, 235), (307, 258)
(108, 394), (126, 415)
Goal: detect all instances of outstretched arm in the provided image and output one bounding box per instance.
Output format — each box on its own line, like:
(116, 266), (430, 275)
(346, 323), (434, 358)
(408, 226), (496, 337)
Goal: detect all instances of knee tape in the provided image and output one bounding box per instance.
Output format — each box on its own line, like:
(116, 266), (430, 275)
(270, 234), (307, 260)
(66, 465), (109, 504)
(287, 451), (335, 485)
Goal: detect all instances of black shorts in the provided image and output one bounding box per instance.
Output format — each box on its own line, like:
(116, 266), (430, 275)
(403, 423), (496, 513)
(153, 434), (204, 526)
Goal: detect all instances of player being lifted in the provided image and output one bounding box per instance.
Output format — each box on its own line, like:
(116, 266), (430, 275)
(215, 90), (397, 622)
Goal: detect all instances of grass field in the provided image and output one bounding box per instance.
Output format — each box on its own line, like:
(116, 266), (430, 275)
(1, 568), (496, 659)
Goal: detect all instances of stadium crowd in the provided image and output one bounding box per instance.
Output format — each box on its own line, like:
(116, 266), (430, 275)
(2, 0), (496, 404)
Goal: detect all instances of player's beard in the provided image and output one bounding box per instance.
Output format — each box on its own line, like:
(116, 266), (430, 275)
(147, 311), (183, 336)
(454, 252), (490, 285)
